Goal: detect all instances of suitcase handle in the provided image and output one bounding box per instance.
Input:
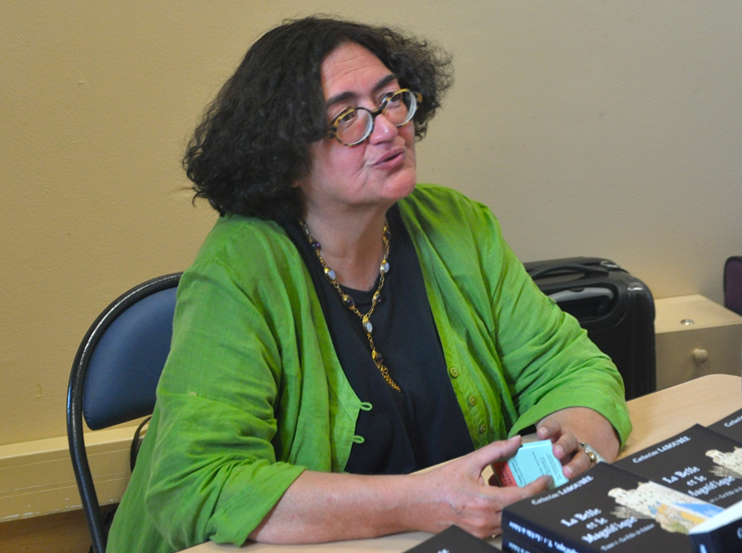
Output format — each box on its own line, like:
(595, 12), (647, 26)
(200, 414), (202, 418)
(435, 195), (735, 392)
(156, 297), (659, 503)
(548, 287), (615, 303)
(527, 264), (610, 280)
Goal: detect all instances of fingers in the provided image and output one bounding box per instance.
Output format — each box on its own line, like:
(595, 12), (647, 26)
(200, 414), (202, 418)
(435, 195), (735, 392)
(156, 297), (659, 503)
(428, 437), (524, 495)
(538, 416), (582, 471)
(499, 474), (552, 500)
(485, 476), (551, 512)
(522, 474), (552, 495)
(433, 436), (558, 538)
(479, 475), (552, 537)
(552, 431), (580, 462)
(463, 435), (522, 474)
(562, 447), (593, 478)
(536, 416), (561, 441)
(447, 474), (553, 539)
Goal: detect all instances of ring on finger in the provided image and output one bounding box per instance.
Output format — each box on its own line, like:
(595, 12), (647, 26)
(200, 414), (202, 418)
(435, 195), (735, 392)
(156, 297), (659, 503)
(579, 442), (605, 466)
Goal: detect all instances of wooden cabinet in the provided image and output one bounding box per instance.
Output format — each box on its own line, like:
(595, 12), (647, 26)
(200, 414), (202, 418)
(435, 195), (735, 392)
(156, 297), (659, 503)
(655, 295), (742, 390)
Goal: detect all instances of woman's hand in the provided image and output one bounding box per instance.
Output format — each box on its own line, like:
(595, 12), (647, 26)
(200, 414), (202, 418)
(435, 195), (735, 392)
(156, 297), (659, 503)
(537, 407), (621, 479)
(411, 436), (551, 538)
(250, 436), (551, 543)
(536, 415), (590, 479)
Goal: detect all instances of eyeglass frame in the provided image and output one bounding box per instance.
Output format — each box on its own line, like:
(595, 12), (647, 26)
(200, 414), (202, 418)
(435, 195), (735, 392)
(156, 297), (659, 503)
(326, 89), (423, 147)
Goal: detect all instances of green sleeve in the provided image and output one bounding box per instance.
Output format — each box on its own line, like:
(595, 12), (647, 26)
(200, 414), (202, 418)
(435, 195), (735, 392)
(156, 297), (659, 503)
(400, 185), (631, 447)
(143, 255), (305, 549)
(480, 207), (632, 445)
(108, 215), (358, 553)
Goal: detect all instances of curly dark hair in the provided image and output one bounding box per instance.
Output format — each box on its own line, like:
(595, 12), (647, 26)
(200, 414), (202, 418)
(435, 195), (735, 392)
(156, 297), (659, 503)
(183, 16), (453, 221)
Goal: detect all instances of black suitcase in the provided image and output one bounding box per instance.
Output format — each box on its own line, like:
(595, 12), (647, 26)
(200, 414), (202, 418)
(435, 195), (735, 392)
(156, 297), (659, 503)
(522, 257), (656, 400)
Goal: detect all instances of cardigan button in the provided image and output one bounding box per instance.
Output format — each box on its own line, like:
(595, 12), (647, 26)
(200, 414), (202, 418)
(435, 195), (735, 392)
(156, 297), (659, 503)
(449, 366), (460, 378)
(479, 424), (487, 435)
(468, 395), (477, 406)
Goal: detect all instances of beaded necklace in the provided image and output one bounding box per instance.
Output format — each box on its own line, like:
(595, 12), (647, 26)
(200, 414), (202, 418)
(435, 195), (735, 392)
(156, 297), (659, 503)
(299, 219), (401, 392)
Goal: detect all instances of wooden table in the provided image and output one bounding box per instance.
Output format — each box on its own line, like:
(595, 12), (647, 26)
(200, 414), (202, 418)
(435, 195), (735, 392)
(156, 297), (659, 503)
(183, 374), (742, 552)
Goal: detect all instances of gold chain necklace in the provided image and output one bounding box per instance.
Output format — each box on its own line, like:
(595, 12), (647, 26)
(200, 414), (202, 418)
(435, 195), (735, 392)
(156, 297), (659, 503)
(299, 220), (401, 392)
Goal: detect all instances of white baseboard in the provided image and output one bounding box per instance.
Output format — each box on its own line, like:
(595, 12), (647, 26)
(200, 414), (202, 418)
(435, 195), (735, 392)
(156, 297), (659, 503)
(0, 427), (138, 522)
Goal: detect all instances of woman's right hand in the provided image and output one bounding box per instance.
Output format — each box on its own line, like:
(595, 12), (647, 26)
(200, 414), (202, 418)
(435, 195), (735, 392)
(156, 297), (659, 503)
(408, 436), (551, 538)
(250, 435), (550, 543)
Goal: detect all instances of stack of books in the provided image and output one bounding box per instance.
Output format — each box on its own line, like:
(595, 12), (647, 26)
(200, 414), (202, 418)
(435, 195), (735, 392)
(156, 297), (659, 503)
(501, 408), (742, 553)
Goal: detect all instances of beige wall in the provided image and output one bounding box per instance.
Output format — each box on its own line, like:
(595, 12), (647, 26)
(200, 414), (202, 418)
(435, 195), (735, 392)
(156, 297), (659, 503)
(2, 1), (741, 447)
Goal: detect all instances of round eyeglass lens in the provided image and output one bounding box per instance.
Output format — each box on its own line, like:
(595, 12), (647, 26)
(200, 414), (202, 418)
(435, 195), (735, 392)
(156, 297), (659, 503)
(335, 90), (418, 145)
(336, 110), (374, 146)
(383, 90), (417, 126)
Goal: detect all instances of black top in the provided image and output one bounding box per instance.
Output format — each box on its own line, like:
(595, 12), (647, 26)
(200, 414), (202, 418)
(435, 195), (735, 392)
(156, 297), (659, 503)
(282, 204), (473, 474)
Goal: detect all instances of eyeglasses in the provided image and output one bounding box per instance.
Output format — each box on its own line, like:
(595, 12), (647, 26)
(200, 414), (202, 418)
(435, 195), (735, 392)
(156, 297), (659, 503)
(327, 89), (422, 146)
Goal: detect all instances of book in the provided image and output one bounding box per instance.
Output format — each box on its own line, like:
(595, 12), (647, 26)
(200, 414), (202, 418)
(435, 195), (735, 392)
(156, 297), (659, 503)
(404, 524), (501, 552)
(502, 534), (549, 553)
(493, 440), (569, 489)
(614, 424), (742, 508)
(689, 498), (742, 552)
(502, 422), (742, 553)
(707, 407), (742, 443)
(503, 462), (710, 552)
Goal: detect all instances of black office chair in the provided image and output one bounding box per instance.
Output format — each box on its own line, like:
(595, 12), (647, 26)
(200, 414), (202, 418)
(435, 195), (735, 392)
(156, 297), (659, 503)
(66, 273), (181, 553)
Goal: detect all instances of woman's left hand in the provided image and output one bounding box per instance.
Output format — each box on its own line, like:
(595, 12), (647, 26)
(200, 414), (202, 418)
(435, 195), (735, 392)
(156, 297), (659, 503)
(536, 407), (620, 479)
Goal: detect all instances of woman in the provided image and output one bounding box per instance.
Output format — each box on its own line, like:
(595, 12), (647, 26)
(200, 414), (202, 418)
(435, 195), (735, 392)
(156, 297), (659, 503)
(107, 16), (630, 553)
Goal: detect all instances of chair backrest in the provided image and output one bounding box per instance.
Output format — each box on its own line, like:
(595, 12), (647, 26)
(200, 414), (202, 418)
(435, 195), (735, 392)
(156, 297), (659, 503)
(66, 273), (181, 553)
(725, 256), (742, 317)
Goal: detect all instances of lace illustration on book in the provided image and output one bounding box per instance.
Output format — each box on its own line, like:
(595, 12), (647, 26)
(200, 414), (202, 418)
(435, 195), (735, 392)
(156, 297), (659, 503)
(608, 448), (742, 535)
(609, 481), (723, 534)
(705, 448), (742, 479)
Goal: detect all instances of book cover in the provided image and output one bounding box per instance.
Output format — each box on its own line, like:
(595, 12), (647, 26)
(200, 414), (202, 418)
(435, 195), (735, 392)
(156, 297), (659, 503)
(403, 524), (501, 552)
(614, 424), (742, 508)
(502, 462), (721, 552)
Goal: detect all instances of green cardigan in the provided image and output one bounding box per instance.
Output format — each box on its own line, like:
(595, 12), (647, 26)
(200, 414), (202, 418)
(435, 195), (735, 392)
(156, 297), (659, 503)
(107, 184), (631, 553)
